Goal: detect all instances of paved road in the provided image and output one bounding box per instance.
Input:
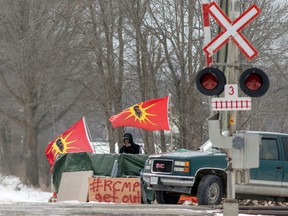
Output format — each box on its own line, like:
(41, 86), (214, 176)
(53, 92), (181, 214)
(0, 202), (220, 215)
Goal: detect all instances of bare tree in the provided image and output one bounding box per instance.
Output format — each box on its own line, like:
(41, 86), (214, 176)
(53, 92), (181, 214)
(146, 0), (207, 150)
(0, 0), (92, 186)
(0, 0), (287, 188)
(238, 0), (288, 132)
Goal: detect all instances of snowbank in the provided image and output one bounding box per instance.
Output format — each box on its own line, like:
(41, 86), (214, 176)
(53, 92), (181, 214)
(0, 174), (51, 202)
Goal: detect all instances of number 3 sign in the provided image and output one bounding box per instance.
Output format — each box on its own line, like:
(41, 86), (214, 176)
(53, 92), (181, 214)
(226, 84), (238, 98)
(211, 84), (252, 111)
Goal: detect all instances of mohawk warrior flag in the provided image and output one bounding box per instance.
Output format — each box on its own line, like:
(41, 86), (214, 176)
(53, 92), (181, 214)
(109, 96), (170, 131)
(45, 117), (94, 166)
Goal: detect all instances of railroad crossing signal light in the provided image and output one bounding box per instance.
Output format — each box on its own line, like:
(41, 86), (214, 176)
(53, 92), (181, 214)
(239, 68), (269, 97)
(196, 67), (226, 96)
(196, 67), (269, 98)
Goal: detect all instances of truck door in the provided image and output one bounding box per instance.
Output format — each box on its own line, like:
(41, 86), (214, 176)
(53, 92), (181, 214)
(281, 137), (288, 191)
(249, 137), (283, 195)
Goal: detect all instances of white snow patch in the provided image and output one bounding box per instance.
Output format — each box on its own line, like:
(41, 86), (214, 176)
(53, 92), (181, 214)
(0, 174), (51, 202)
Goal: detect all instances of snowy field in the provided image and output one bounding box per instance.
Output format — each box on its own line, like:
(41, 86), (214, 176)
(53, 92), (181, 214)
(0, 174), (51, 203)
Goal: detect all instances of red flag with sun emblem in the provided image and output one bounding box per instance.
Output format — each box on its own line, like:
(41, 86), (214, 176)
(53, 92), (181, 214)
(109, 96), (170, 130)
(45, 117), (94, 166)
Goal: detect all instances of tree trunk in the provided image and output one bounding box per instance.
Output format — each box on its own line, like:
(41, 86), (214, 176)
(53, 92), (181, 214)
(24, 125), (39, 187)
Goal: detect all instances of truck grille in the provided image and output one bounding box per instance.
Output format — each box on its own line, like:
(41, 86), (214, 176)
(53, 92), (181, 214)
(152, 160), (173, 173)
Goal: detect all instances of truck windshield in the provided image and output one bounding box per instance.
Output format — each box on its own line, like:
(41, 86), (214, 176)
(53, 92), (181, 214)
(199, 140), (225, 154)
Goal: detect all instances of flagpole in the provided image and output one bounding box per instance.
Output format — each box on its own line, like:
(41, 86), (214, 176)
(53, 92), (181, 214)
(82, 116), (96, 153)
(168, 93), (173, 148)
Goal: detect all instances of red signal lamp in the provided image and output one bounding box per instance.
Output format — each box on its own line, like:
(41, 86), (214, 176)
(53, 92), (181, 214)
(196, 67), (226, 96)
(239, 68), (269, 97)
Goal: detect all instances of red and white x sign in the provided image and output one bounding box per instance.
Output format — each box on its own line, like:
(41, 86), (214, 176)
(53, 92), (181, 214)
(203, 2), (261, 60)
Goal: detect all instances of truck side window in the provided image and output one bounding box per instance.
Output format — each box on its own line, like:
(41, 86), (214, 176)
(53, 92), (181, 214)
(260, 138), (279, 160)
(281, 137), (288, 161)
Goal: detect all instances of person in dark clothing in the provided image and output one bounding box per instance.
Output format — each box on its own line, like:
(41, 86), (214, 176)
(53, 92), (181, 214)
(119, 133), (140, 154)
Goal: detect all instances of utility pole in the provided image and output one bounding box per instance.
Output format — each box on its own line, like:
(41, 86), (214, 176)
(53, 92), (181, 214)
(217, 0), (240, 215)
(217, 0), (229, 133)
(216, 0), (240, 199)
(226, 0), (240, 200)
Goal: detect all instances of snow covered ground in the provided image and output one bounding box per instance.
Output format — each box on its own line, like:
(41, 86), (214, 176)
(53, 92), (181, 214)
(0, 174), (260, 216)
(0, 174), (51, 203)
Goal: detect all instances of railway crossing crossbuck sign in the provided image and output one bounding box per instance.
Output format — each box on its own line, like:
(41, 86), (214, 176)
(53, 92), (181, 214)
(203, 2), (261, 60)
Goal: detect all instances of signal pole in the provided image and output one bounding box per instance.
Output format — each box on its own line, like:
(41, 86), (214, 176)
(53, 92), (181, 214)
(218, 0), (240, 214)
(217, 0), (229, 133)
(226, 0), (240, 200)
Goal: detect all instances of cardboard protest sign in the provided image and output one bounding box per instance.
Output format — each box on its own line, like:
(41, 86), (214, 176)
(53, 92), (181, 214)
(88, 177), (141, 204)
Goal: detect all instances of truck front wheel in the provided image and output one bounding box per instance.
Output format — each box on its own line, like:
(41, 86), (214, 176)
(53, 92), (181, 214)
(197, 175), (223, 205)
(155, 191), (180, 204)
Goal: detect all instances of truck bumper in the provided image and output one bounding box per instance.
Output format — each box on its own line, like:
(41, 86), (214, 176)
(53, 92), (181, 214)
(143, 173), (195, 194)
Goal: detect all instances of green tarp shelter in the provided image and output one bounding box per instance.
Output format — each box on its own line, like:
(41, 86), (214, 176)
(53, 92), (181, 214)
(52, 152), (154, 203)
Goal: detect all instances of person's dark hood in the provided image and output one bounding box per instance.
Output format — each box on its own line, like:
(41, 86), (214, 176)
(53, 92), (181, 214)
(123, 133), (134, 143)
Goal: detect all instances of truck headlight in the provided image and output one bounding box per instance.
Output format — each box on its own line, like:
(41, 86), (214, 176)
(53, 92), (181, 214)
(174, 161), (190, 173)
(145, 160), (151, 170)
(145, 165), (151, 170)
